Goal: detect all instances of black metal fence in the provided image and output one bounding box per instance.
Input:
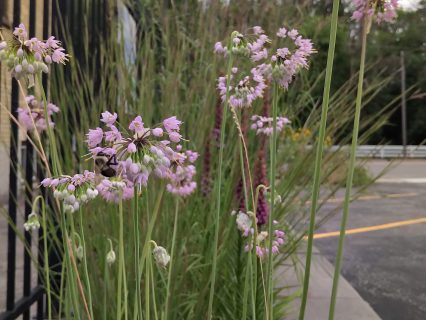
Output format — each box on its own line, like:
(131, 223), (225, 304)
(1, 0), (112, 318)
(1, 0), (53, 319)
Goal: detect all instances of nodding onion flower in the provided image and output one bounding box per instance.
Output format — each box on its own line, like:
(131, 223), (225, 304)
(214, 25), (315, 109)
(41, 112), (198, 204)
(232, 210), (286, 258)
(17, 96), (60, 132)
(250, 114), (290, 136)
(0, 23), (69, 87)
(41, 171), (98, 213)
(352, 0), (399, 24)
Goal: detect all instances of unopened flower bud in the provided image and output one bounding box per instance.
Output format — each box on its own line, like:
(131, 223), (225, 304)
(143, 155), (152, 164)
(27, 64), (34, 73)
(106, 240), (116, 266)
(41, 63), (49, 73)
(75, 245), (84, 260)
(53, 190), (62, 199)
(256, 231), (268, 244)
(15, 64), (22, 73)
(17, 48), (24, 58)
(152, 245), (170, 268)
(23, 212), (40, 231)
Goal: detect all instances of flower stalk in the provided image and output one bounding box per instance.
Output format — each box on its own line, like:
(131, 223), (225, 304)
(298, 1), (341, 318)
(207, 40), (234, 320)
(328, 16), (370, 320)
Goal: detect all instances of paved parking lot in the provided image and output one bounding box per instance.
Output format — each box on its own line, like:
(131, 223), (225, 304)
(315, 160), (426, 320)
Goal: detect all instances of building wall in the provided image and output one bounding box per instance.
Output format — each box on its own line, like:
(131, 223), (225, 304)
(0, 0), (47, 203)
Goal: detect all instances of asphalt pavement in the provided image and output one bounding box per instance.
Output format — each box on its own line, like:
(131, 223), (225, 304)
(315, 160), (426, 320)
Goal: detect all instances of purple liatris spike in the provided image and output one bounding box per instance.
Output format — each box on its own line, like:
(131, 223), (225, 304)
(212, 95), (223, 147)
(236, 178), (246, 212)
(254, 90), (270, 225)
(201, 139), (212, 196)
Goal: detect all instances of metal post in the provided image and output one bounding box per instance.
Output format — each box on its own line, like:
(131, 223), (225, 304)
(6, 0), (21, 313)
(400, 51), (407, 157)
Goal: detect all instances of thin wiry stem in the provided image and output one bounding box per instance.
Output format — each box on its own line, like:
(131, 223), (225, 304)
(328, 17), (369, 320)
(79, 208), (94, 319)
(207, 50), (234, 319)
(267, 82), (279, 319)
(165, 199), (180, 320)
(299, 1), (341, 318)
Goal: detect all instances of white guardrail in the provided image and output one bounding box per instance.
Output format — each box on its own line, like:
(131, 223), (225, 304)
(328, 145), (426, 158)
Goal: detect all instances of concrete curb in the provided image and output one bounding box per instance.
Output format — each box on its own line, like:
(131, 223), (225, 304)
(277, 247), (381, 320)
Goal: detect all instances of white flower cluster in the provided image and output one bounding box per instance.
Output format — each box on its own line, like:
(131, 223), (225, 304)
(54, 188), (98, 213)
(23, 212), (40, 231)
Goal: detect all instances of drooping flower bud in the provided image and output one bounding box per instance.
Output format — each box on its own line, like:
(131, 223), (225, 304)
(152, 245), (170, 268)
(106, 239), (116, 266)
(23, 212), (40, 231)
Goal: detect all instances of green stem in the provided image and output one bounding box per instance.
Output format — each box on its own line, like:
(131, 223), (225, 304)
(103, 258), (108, 320)
(38, 75), (62, 176)
(165, 199), (179, 320)
(328, 19), (368, 320)
(40, 199), (52, 319)
(79, 208), (94, 319)
(61, 214), (81, 319)
(207, 46), (234, 319)
(133, 188), (142, 320)
(137, 187), (164, 281)
(145, 252), (150, 320)
(299, 1), (341, 318)
(117, 198), (127, 320)
(267, 83), (279, 319)
(239, 141), (251, 320)
(150, 255), (158, 320)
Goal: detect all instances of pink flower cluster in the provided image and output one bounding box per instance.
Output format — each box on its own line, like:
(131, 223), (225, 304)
(85, 112), (198, 200)
(17, 95), (60, 132)
(41, 171), (98, 213)
(352, 0), (398, 23)
(214, 25), (315, 98)
(0, 23), (69, 83)
(217, 67), (266, 108)
(233, 210), (285, 258)
(262, 27), (315, 89)
(250, 114), (290, 136)
(250, 229), (285, 258)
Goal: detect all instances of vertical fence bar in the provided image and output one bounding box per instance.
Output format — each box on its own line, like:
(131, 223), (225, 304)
(6, 0), (21, 313)
(22, 2), (37, 320)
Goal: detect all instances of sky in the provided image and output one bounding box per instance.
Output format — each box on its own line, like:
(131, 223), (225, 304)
(399, 0), (422, 10)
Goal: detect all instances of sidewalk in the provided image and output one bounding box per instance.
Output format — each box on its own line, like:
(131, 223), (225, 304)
(365, 159), (426, 183)
(277, 246), (380, 320)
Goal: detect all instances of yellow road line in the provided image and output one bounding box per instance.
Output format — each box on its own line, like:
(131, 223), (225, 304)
(312, 192), (418, 204)
(312, 217), (426, 239)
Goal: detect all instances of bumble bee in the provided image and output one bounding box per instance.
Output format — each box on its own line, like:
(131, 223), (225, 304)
(94, 153), (118, 178)
(0, 27), (26, 51)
